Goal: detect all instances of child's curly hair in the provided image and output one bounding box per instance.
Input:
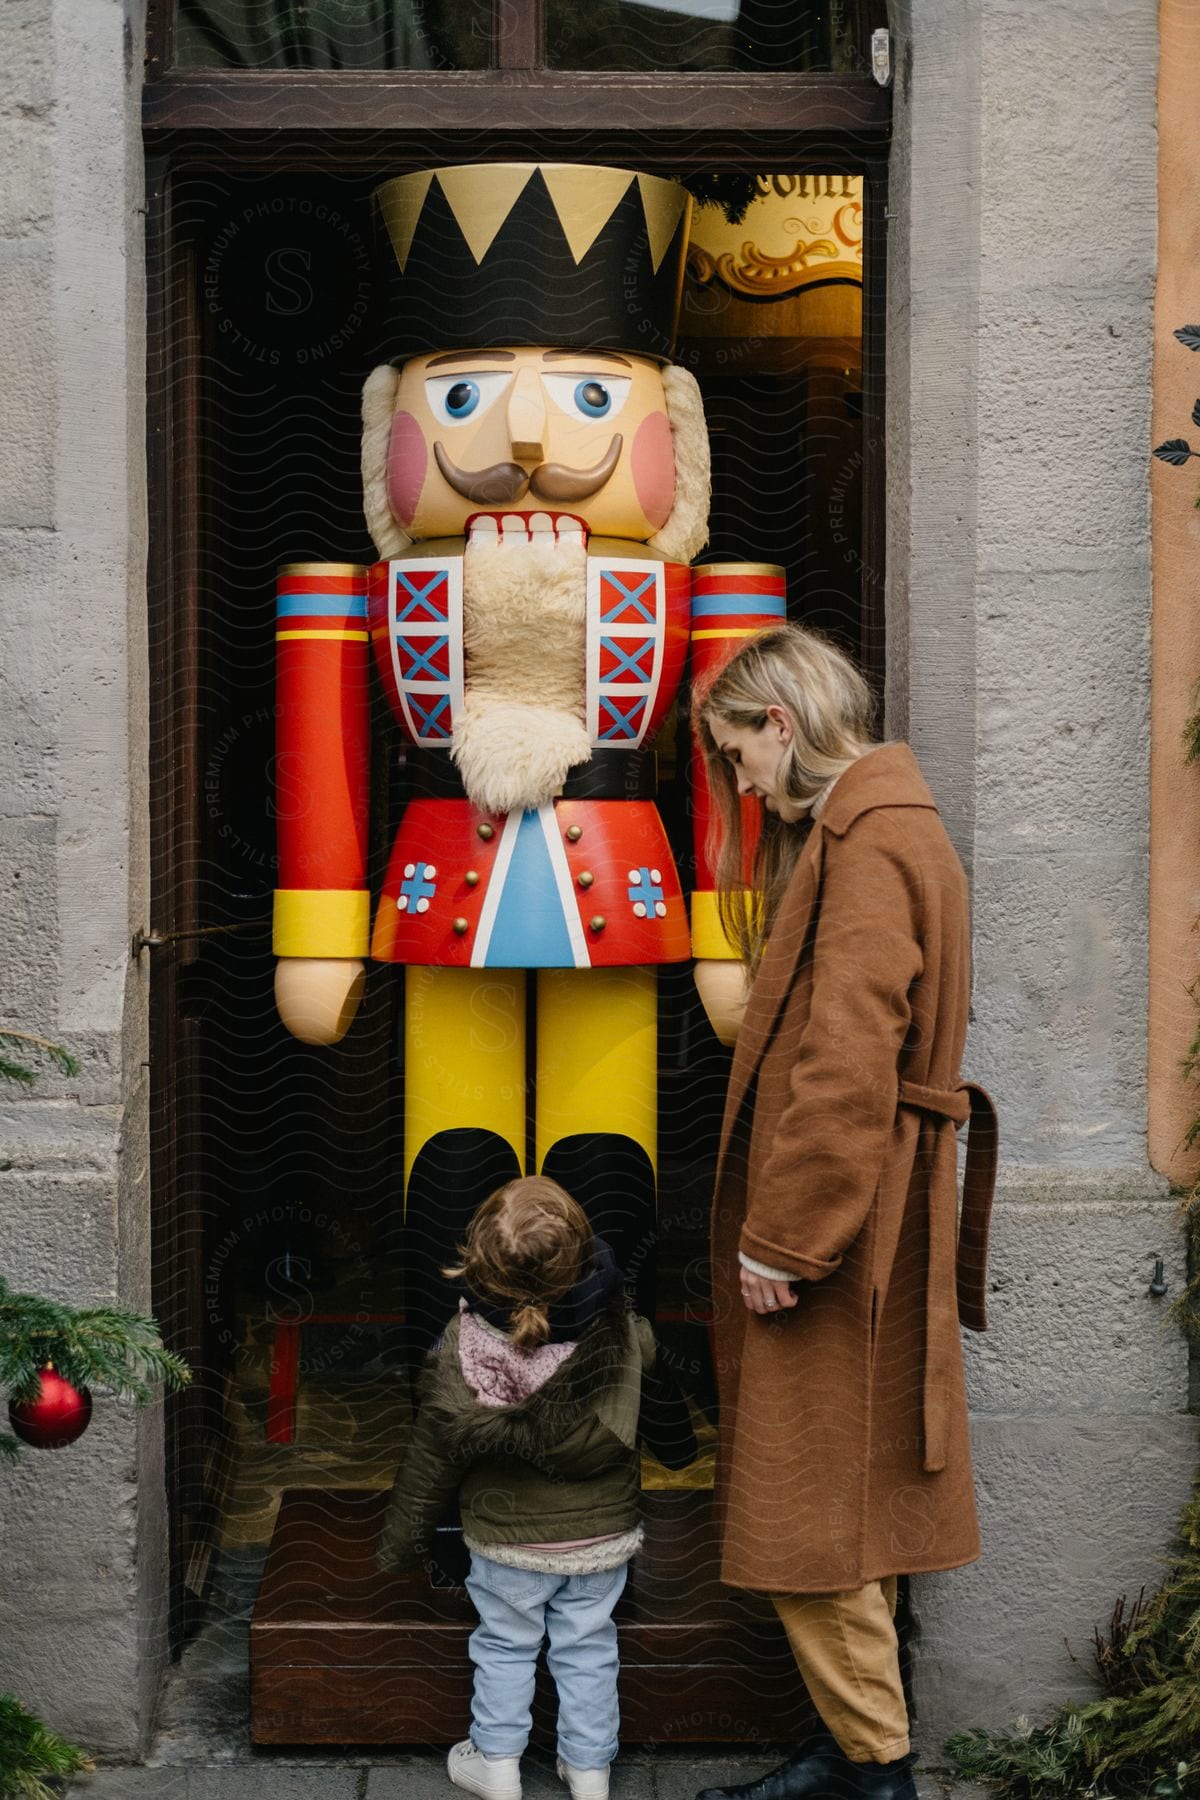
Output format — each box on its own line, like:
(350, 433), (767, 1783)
(444, 1176), (592, 1351)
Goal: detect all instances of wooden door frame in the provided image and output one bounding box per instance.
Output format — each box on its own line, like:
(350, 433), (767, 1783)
(145, 20), (891, 1652)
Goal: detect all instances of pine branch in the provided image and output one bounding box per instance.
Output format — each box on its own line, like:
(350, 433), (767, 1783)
(0, 1692), (92, 1798)
(0, 1031), (80, 1087)
(0, 1276), (190, 1407)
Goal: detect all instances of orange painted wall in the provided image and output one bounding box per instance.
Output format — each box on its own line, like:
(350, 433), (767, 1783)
(1149, 0), (1200, 1180)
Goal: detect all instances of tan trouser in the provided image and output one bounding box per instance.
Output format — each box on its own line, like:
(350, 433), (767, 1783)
(772, 1578), (910, 1765)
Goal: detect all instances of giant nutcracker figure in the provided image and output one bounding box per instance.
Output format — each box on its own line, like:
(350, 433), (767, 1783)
(272, 164), (784, 1334)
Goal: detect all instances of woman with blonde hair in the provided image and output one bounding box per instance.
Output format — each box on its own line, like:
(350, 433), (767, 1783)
(692, 624), (997, 1800)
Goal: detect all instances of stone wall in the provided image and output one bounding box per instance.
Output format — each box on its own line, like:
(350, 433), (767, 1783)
(889, 0), (1196, 1752)
(0, 0), (161, 1759)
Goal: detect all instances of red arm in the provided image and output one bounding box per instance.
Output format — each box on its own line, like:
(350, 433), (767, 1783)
(688, 563), (787, 958)
(273, 562), (372, 959)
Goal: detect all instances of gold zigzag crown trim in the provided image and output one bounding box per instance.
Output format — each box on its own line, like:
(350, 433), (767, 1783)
(375, 163), (691, 275)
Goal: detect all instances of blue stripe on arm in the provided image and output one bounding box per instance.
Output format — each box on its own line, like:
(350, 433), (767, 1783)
(690, 593), (787, 617)
(276, 593), (369, 618)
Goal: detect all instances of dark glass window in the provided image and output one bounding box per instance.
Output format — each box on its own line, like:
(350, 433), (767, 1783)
(173, 0), (492, 70)
(544, 0), (864, 72)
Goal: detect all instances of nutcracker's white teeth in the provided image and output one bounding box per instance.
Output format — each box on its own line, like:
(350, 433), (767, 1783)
(467, 511), (589, 546)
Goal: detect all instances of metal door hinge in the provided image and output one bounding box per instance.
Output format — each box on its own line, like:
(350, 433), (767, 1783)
(132, 921), (264, 957)
(871, 28), (892, 87)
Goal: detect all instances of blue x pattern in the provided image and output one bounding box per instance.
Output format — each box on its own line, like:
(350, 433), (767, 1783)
(395, 634), (448, 680)
(395, 571), (450, 623)
(409, 693), (451, 738)
(600, 572), (656, 625)
(600, 635), (654, 683)
(598, 696), (647, 741)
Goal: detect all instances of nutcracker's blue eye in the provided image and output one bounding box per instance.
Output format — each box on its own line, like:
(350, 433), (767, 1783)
(575, 380), (611, 417)
(446, 380), (479, 418)
(424, 370), (511, 426)
(542, 372), (632, 422)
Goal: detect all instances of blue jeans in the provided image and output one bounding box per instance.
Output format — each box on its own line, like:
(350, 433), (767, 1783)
(464, 1552), (628, 1769)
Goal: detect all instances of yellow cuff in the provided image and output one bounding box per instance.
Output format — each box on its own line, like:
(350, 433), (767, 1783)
(690, 890), (752, 960)
(273, 889), (371, 958)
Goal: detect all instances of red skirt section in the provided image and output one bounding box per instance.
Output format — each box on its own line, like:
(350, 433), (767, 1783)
(371, 799), (691, 968)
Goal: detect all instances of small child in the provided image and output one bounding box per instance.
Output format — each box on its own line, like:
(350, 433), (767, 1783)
(378, 1175), (677, 1800)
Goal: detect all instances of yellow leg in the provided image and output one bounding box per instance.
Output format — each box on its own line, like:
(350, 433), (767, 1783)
(534, 967), (657, 1175)
(403, 966), (526, 1199)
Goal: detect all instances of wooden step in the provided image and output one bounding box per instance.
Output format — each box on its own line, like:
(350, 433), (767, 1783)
(250, 1488), (818, 1746)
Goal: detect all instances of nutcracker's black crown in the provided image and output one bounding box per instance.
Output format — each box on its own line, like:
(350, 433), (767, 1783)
(374, 163), (691, 363)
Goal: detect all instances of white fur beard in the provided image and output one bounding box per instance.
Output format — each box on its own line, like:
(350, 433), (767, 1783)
(453, 538), (591, 815)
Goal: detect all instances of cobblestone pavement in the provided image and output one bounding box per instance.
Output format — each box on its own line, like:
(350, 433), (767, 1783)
(67, 1755), (988, 1797)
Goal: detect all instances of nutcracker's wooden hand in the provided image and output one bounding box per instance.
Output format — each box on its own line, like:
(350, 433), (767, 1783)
(274, 958), (365, 1045)
(694, 958), (750, 1046)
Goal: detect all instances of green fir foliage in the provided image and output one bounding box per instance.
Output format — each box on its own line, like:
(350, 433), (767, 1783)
(0, 1693), (92, 1799)
(0, 1031), (79, 1089)
(0, 1274), (190, 1462)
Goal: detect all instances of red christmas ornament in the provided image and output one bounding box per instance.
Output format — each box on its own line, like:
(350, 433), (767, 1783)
(8, 1366), (93, 1449)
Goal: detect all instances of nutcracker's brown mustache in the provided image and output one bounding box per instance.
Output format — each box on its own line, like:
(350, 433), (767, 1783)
(434, 436), (623, 506)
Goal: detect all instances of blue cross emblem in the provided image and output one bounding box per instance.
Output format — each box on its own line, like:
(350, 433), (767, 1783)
(398, 861), (437, 914)
(396, 634), (448, 680)
(601, 572), (656, 625)
(598, 696), (646, 741)
(395, 571), (449, 622)
(600, 635), (653, 682)
(627, 866), (665, 920)
(410, 693), (451, 738)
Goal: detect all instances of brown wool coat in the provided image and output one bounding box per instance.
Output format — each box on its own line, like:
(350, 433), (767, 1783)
(711, 742), (998, 1595)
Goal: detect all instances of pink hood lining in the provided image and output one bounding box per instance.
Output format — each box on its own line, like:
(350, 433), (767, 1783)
(457, 1301), (577, 1408)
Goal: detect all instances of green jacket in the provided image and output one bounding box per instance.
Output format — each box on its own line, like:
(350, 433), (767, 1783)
(377, 1300), (656, 1572)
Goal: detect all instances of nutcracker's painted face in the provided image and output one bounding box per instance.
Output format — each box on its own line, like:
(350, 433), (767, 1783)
(386, 345), (676, 542)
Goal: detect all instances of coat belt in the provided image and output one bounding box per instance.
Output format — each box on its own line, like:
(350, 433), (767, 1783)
(895, 1077), (999, 1474)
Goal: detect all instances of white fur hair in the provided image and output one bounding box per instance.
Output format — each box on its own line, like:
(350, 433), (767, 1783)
(452, 537), (592, 814)
(648, 362), (711, 565)
(361, 363), (411, 560)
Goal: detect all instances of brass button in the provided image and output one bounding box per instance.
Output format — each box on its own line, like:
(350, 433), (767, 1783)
(452, 917), (469, 935)
(465, 870), (480, 887)
(577, 870), (594, 890)
(566, 824), (583, 842)
(589, 914), (606, 932)
(477, 822), (495, 841)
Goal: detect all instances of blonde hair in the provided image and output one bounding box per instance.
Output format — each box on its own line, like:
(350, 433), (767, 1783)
(443, 1176), (592, 1351)
(698, 624), (875, 971)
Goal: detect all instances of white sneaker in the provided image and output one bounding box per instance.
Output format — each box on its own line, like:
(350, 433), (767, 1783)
(555, 1757), (610, 1800)
(447, 1737), (522, 1800)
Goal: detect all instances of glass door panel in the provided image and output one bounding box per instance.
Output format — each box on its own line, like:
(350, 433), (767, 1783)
(545, 0), (864, 71)
(172, 0), (492, 69)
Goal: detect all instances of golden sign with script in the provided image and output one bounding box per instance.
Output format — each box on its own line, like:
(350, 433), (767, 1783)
(687, 174), (863, 300)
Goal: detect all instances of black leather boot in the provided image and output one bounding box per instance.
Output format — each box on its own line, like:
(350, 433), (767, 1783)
(695, 1744), (918, 1800)
(694, 1733), (842, 1800)
(824, 1753), (918, 1800)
